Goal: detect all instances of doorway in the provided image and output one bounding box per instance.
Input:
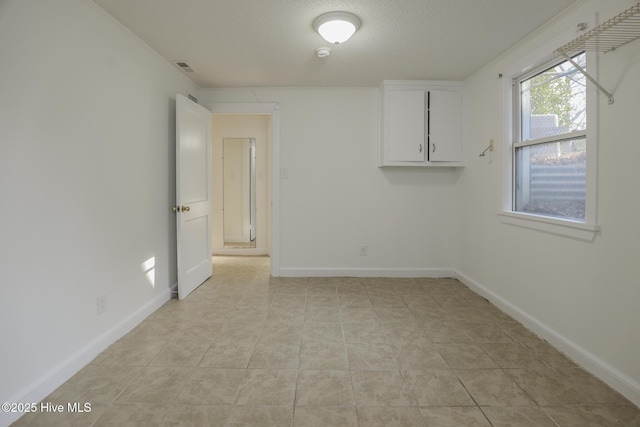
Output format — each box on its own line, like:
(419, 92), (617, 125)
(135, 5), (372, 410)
(211, 114), (270, 257)
(205, 102), (280, 277)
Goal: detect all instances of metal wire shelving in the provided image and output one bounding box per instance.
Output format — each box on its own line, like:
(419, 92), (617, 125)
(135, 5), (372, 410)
(553, 2), (640, 104)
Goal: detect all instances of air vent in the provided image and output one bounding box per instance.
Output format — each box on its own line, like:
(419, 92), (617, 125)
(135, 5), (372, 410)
(173, 61), (194, 73)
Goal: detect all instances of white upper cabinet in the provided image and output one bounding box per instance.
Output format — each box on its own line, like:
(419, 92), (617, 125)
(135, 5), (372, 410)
(379, 81), (464, 167)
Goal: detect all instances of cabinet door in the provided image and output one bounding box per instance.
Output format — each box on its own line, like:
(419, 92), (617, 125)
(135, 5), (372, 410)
(428, 90), (462, 162)
(387, 90), (426, 162)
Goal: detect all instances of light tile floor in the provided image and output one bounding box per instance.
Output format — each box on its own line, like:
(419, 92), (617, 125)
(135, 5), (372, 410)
(14, 256), (640, 426)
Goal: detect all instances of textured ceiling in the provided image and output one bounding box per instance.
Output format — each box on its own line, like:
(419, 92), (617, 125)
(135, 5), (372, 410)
(93, 0), (579, 87)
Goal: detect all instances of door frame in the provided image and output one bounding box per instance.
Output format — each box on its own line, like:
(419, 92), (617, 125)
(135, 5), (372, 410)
(204, 102), (281, 277)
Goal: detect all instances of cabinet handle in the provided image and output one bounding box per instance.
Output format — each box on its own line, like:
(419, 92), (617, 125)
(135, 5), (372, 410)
(432, 144), (436, 152)
(419, 144), (423, 153)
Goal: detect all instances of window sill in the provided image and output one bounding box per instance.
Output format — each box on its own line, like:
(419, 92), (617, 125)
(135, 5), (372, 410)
(497, 211), (600, 242)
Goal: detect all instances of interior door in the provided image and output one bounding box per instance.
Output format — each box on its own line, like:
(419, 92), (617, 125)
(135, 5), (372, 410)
(175, 94), (212, 300)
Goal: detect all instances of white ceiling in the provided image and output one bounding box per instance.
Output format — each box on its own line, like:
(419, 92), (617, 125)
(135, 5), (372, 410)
(93, 0), (579, 88)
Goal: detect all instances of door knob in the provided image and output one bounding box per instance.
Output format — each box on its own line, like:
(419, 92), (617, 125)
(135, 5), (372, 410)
(172, 205), (191, 212)
(182, 205), (191, 212)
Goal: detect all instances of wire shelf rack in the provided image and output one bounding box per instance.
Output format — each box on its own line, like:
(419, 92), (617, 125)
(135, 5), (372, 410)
(554, 2), (640, 56)
(552, 2), (640, 104)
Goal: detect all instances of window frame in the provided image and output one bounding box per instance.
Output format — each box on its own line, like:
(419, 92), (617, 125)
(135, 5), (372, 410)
(513, 52), (588, 221)
(497, 21), (600, 241)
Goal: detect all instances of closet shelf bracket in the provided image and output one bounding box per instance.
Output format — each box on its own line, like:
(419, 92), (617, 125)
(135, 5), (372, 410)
(561, 52), (614, 105)
(553, 2), (640, 105)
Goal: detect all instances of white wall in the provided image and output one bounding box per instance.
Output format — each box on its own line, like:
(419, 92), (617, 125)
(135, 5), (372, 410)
(3, 0), (638, 423)
(0, 1), (198, 423)
(212, 115), (270, 254)
(200, 88), (460, 276)
(456, 0), (640, 406)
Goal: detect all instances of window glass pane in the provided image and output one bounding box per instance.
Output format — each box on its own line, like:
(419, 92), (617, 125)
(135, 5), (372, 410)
(520, 53), (586, 141)
(514, 138), (586, 221)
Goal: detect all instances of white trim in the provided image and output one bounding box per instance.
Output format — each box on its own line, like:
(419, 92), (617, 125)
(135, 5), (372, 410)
(1, 288), (172, 427)
(497, 211), (599, 241)
(203, 102), (281, 276)
(513, 129), (587, 149)
(279, 267), (455, 278)
(455, 270), (640, 408)
(207, 103), (278, 114)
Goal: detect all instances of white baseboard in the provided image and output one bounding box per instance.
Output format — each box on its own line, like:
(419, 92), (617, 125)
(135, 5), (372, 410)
(455, 270), (640, 408)
(1, 287), (173, 427)
(279, 267), (455, 278)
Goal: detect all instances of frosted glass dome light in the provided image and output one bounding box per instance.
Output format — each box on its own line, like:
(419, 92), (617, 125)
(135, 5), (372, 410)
(313, 12), (361, 44)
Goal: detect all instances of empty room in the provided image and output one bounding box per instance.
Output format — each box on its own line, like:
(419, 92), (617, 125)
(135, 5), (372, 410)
(1, 0), (639, 426)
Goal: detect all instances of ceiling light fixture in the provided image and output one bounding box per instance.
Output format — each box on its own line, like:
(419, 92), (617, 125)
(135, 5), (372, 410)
(313, 11), (361, 44)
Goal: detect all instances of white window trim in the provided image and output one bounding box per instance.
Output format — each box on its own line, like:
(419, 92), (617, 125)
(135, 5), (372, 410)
(497, 211), (600, 241)
(499, 15), (599, 242)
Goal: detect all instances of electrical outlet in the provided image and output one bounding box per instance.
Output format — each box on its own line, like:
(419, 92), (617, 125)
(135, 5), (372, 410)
(360, 245), (368, 256)
(97, 294), (107, 315)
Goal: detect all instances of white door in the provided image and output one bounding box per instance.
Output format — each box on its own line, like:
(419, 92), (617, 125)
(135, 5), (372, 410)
(175, 94), (212, 300)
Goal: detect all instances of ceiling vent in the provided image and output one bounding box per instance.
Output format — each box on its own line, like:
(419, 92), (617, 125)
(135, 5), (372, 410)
(173, 61), (194, 72)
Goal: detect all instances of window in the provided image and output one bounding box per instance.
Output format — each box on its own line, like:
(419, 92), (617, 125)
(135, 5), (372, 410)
(515, 52), (586, 221)
(499, 50), (599, 241)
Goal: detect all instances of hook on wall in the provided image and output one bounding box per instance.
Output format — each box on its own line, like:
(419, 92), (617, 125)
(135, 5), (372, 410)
(479, 139), (494, 157)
